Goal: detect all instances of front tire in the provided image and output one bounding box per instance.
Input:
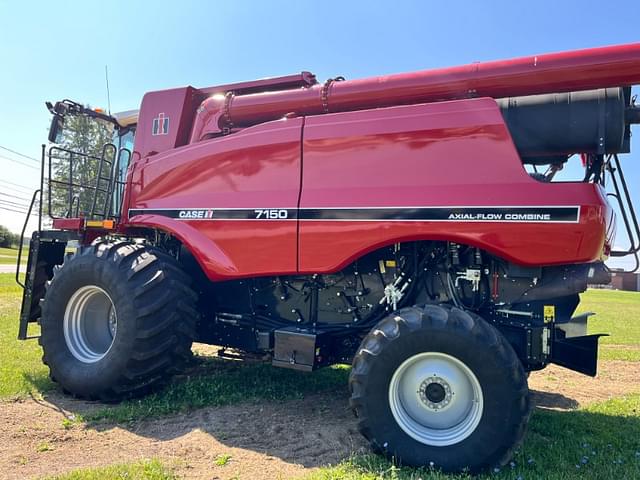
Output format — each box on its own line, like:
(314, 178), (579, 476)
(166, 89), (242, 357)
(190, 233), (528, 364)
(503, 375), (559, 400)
(40, 241), (197, 401)
(349, 305), (530, 473)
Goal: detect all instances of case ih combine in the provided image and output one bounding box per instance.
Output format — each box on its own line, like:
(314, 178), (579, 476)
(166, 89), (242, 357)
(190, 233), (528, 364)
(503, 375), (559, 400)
(16, 43), (640, 472)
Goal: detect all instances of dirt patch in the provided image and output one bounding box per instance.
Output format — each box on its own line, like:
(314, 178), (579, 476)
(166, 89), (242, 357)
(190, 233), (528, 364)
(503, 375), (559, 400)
(0, 360), (638, 480)
(0, 390), (365, 480)
(529, 360), (640, 409)
(602, 344), (640, 350)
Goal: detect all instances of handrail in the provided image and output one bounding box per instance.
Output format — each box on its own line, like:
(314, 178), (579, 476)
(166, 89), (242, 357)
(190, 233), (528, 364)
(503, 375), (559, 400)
(38, 144), (44, 232)
(607, 154), (640, 272)
(16, 189), (41, 288)
(47, 143), (118, 220)
(89, 143), (117, 218)
(107, 147), (131, 218)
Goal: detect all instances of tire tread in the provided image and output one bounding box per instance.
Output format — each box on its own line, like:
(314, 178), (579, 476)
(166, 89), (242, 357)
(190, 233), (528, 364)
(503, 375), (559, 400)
(40, 241), (198, 401)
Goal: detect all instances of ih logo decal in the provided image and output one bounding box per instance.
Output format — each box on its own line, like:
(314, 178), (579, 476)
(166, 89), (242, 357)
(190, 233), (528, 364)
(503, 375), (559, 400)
(152, 113), (169, 136)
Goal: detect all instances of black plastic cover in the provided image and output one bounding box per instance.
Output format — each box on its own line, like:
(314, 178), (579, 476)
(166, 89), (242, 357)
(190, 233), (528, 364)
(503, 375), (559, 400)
(498, 87), (629, 160)
(550, 333), (605, 377)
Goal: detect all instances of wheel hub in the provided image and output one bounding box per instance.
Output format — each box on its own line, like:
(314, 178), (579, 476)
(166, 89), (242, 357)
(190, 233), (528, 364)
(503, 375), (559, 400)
(388, 352), (484, 446)
(63, 285), (117, 363)
(419, 376), (452, 410)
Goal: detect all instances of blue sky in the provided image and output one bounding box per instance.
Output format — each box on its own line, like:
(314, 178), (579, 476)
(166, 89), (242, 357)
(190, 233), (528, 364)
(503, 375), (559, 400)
(0, 0), (638, 268)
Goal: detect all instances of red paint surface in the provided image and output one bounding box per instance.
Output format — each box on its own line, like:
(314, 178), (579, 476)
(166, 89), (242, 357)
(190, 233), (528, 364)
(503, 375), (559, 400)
(136, 87), (198, 159)
(124, 98), (613, 280)
(298, 99), (610, 271)
(52, 218), (83, 230)
(126, 118), (303, 277)
(189, 42), (640, 137)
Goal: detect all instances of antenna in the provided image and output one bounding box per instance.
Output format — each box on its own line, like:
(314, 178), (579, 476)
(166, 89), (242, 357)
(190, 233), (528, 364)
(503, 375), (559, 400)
(104, 65), (112, 115)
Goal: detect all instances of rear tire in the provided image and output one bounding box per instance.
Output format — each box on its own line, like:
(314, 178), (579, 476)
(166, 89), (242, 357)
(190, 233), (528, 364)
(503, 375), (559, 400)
(349, 305), (530, 473)
(40, 241), (197, 401)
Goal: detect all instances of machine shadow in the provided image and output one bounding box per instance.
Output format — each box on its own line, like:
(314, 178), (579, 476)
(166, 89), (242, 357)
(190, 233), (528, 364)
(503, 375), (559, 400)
(529, 389), (580, 410)
(34, 358), (618, 470)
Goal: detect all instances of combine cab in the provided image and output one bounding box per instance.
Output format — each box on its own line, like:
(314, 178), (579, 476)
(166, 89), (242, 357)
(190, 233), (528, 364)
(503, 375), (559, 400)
(16, 44), (640, 473)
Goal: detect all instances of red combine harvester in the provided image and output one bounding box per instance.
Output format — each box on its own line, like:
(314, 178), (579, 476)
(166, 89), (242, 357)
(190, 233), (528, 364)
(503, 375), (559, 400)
(16, 43), (640, 472)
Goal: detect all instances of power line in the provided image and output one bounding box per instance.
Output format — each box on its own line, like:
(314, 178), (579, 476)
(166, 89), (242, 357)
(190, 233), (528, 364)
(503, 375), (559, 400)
(0, 204), (36, 215)
(0, 198), (33, 209)
(0, 184), (35, 196)
(0, 179), (37, 191)
(0, 144), (40, 163)
(0, 197), (40, 209)
(0, 205), (37, 215)
(0, 178), (38, 188)
(0, 191), (32, 203)
(0, 185), (36, 198)
(0, 195), (39, 206)
(0, 155), (40, 170)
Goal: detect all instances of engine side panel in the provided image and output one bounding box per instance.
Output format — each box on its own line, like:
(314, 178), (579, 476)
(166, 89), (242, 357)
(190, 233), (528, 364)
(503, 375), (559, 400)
(299, 98), (611, 272)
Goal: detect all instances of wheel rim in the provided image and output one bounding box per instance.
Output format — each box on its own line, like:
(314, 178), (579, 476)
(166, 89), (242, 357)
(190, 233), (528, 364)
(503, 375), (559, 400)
(388, 352), (483, 446)
(63, 285), (117, 363)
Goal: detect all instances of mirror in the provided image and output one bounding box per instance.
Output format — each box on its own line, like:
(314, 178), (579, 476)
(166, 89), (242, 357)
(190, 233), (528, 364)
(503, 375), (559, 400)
(48, 114), (64, 143)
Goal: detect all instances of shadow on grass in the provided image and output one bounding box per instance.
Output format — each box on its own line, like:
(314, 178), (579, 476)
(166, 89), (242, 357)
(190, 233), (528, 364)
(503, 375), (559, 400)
(32, 358), (584, 425)
(21, 371), (55, 396)
(91, 357), (351, 422)
(34, 356), (362, 469)
(28, 356), (351, 421)
(529, 389), (579, 410)
(33, 356), (640, 476)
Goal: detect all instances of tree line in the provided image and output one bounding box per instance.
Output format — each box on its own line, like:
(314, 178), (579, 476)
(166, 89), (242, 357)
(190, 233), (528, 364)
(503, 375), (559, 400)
(0, 225), (23, 248)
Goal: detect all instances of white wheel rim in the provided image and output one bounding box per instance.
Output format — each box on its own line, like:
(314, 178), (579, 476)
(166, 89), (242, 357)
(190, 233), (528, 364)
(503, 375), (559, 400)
(63, 285), (117, 363)
(388, 352), (483, 446)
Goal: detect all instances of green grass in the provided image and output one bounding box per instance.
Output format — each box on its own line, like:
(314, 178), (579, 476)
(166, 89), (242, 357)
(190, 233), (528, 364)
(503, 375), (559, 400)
(0, 257), (22, 265)
(308, 394), (640, 480)
(0, 272), (348, 410)
(0, 274), (637, 407)
(599, 345), (640, 361)
(42, 459), (175, 480)
(0, 273), (639, 479)
(0, 273), (53, 398)
(31, 395), (640, 480)
(0, 245), (28, 264)
(0, 246), (28, 256)
(582, 289), (640, 345)
(86, 360), (350, 423)
(214, 453), (232, 466)
(580, 289), (640, 361)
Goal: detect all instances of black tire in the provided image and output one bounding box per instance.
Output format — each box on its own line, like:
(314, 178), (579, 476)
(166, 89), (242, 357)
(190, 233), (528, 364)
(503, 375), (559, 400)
(39, 241), (198, 401)
(349, 305), (530, 473)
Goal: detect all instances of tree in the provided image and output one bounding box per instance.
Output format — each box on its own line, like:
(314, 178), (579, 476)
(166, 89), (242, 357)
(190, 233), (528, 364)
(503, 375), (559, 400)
(0, 224), (11, 247)
(48, 111), (114, 219)
(0, 225), (19, 248)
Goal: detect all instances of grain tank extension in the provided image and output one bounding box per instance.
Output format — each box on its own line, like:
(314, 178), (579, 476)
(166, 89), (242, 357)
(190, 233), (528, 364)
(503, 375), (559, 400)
(16, 43), (640, 473)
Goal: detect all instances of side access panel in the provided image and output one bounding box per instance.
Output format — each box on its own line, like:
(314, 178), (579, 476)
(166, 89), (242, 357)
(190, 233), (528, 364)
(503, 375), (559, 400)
(18, 231), (71, 339)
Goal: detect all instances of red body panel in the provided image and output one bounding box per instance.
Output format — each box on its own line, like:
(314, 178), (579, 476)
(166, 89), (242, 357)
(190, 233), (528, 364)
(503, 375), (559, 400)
(52, 218), (84, 230)
(121, 43), (640, 279)
(299, 99), (609, 271)
(136, 87), (199, 159)
(124, 99), (612, 280)
(126, 118), (303, 278)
